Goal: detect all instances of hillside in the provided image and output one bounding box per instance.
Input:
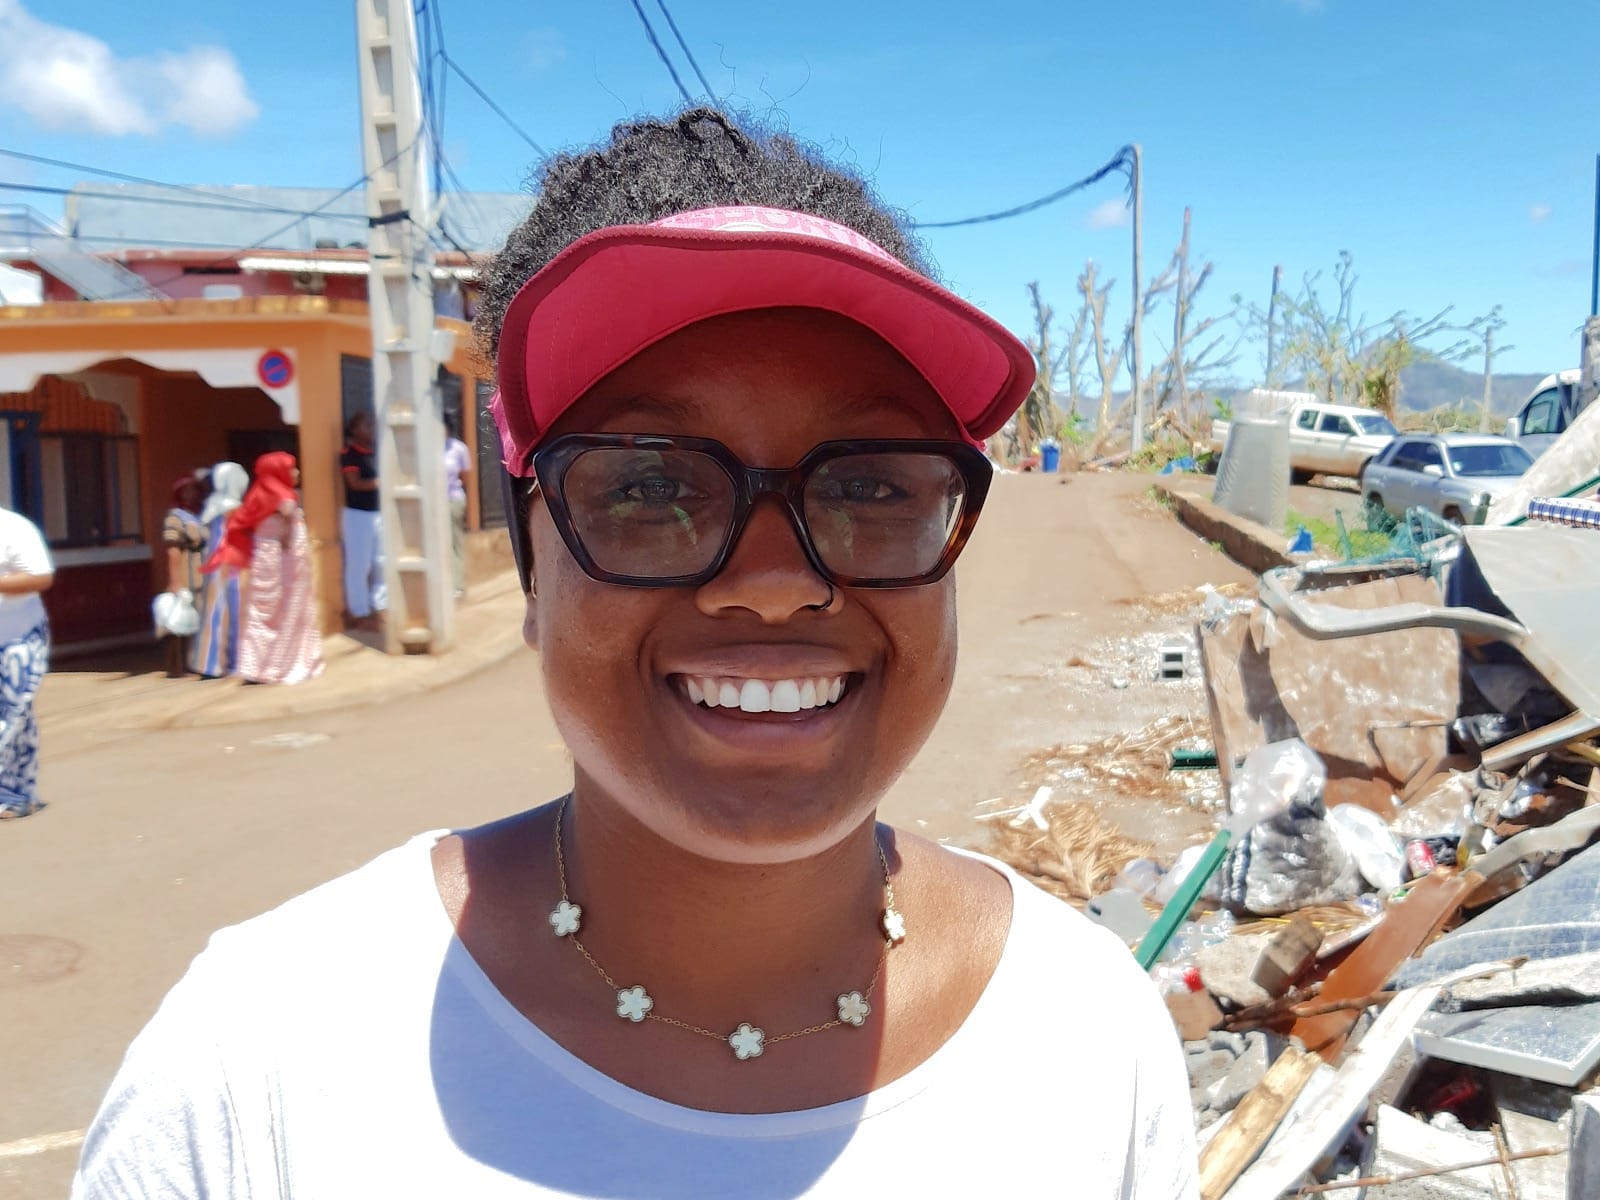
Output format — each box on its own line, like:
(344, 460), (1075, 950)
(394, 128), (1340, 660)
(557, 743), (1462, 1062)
(1394, 360), (1547, 417)
(1212, 361), (1551, 419)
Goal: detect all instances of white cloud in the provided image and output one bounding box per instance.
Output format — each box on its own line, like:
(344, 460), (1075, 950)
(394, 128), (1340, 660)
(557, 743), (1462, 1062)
(0, 0), (258, 137)
(1529, 202), (1552, 224)
(1086, 198), (1130, 230)
(522, 28), (566, 71)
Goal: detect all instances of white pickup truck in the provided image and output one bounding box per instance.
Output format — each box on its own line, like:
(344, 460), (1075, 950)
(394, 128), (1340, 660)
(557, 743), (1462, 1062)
(1211, 400), (1399, 482)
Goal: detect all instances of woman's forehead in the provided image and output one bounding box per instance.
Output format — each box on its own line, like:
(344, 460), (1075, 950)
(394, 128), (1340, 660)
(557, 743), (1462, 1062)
(553, 309), (961, 446)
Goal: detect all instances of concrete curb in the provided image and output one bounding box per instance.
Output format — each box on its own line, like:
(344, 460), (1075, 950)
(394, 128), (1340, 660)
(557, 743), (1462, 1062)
(1153, 478), (1293, 576)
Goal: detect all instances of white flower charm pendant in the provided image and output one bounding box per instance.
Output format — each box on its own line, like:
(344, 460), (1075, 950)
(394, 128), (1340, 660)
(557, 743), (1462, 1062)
(837, 991), (871, 1027)
(728, 1023), (766, 1060)
(881, 907), (907, 946)
(616, 985), (654, 1022)
(549, 900), (582, 937)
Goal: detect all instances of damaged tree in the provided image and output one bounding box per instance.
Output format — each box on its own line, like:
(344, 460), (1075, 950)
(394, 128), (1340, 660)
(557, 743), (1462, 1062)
(1240, 251), (1455, 419)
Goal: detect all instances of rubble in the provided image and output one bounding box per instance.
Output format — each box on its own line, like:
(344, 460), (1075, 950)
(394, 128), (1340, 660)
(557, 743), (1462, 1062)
(983, 428), (1600, 1196)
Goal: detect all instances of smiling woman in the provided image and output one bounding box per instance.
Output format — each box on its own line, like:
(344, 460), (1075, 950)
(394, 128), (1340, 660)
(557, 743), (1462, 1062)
(71, 109), (1199, 1199)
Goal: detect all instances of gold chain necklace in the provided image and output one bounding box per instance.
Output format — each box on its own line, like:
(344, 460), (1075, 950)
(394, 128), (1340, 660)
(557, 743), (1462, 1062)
(548, 796), (906, 1061)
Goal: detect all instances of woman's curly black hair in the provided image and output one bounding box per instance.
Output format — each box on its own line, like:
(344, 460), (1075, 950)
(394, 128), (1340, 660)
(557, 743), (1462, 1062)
(472, 107), (930, 361)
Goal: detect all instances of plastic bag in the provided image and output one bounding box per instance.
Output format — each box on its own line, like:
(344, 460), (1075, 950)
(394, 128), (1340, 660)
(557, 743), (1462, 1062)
(1327, 803), (1406, 891)
(1227, 738), (1326, 833)
(152, 590), (200, 638)
(1219, 739), (1364, 915)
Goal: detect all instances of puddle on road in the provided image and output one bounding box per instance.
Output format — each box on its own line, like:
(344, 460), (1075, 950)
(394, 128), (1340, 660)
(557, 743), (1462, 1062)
(0, 934), (84, 988)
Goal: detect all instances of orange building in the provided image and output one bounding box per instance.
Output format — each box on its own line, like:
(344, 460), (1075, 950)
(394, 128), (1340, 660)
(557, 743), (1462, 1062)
(0, 291), (497, 651)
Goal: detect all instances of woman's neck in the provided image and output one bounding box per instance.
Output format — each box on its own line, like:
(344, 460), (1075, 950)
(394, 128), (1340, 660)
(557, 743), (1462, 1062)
(556, 783), (890, 1015)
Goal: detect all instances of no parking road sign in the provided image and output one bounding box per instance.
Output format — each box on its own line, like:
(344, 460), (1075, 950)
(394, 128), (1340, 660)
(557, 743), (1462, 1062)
(256, 349), (295, 389)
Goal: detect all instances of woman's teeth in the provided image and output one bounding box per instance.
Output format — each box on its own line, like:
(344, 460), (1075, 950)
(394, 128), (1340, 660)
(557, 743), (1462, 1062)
(684, 676), (846, 713)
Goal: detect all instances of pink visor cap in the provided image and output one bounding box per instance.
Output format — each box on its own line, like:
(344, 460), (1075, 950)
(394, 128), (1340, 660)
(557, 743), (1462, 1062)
(490, 205), (1036, 474)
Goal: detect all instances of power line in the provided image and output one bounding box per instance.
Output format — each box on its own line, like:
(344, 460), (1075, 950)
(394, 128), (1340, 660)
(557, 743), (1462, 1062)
(626, 0), (694, 106)
(441, 53), (549, 158)
(653, 0), (719, 104)
(0, 179), (368, 222)
(911, 145), (1135, 230)
(95, 139), (422, 303)
(0, 147), (323, 214)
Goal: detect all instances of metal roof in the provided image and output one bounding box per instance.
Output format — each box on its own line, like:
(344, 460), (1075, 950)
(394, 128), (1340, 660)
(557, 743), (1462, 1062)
(62, 183), (530, 253)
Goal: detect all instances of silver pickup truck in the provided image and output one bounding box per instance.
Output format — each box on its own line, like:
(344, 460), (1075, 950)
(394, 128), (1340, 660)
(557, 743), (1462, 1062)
(1212, 401), (1398, 482)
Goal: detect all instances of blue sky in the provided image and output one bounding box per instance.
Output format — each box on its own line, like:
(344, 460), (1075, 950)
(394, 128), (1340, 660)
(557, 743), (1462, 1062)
(2, 0), (1597, 386)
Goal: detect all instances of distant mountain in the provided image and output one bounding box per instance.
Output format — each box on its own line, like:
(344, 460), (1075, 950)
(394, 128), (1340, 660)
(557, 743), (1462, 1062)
(1394, 360), (1548, 417)
(1213, 361), (1552, 419)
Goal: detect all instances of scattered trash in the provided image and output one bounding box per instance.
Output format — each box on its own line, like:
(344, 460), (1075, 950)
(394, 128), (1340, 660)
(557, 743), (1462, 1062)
(249, 731), (332, 750)
(980, 488), (1600, 1196)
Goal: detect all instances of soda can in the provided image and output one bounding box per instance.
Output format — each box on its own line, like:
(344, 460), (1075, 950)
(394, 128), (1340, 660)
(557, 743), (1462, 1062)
(1405, 839), (1437, 879)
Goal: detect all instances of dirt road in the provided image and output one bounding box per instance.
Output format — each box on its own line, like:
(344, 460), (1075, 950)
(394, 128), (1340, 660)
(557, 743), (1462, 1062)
(2, 471), (1248, 1197)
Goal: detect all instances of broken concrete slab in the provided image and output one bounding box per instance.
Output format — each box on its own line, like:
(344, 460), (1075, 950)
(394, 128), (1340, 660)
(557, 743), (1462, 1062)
(1361, 1105), (1499, 1199)
(1203, 1032), (1278, 1118)
(1492, 1073), (1573, 1200)
(1571, 1092), (1600, 1200)
(1194, 933), (1276, 1008)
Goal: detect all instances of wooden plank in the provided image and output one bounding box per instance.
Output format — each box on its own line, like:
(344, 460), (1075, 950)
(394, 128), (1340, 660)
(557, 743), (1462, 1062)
(1290, 870), (1476, 1061)
(1222, 984), (1445, 1200)
(1198, 1045), (1321, 1200)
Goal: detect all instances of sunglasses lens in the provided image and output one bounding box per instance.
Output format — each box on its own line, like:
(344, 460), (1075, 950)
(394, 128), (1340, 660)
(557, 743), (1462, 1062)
(803, 452), (969, 581)
(561, 448), (736, 578)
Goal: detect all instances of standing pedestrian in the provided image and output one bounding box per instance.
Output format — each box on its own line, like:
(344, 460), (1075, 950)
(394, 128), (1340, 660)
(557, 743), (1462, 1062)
(340, 411), (385, 631)
(443, 419), (472, 598)
(193, 462), (247, 678)
(207, 452), (323, 686)
(158, 475), (207, 678)
(0, 504), (52, 819)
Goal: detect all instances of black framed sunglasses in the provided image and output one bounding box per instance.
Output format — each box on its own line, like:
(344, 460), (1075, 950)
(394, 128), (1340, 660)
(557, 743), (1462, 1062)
(507, 434), (992, 590)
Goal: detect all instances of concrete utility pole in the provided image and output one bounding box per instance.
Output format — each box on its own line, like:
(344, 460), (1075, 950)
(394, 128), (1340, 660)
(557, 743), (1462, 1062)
(1129, 143), (1145, 454)
(355, 0), (453, 653)
(1478, 324), (1495, 433)
(1265, 264), (1283, 386)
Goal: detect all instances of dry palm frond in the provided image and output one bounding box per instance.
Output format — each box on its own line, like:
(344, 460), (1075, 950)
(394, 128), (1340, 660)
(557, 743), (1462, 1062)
(990, 798), (1156, 907)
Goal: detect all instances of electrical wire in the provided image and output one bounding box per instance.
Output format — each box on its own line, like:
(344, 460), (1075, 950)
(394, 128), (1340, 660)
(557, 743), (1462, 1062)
(911, 145), (1135, 230)
(0, 180), (368, 221)
(440, 53), (550, 159)
(0, 147), (334, 215)
(626, 0), (694, 106)
(653, 0), (719, 104)
(93, 136), (423, 303)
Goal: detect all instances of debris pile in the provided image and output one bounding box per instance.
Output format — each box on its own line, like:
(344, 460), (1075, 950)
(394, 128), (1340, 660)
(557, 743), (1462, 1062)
(986, 513), (1600, 1196)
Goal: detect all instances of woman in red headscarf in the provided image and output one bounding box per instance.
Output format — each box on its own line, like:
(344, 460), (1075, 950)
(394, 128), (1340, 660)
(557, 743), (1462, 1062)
(206, 452), (323, 685)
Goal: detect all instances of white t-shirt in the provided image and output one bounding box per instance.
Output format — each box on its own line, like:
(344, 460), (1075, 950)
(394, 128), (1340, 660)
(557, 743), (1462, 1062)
(73, 833), (1199, 1199)
(0, 507), (52, 644)
(444, 438), (471, 502)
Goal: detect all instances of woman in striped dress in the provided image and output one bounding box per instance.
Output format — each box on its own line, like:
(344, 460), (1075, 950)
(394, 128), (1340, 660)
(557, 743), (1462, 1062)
(193, 462), (247, 677)
(204, 453), (323, 686)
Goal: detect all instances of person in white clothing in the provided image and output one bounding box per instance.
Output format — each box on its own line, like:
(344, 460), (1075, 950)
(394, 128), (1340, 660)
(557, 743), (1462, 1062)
(0, 506), (53, 819)
(74, 110), (1199, 1198)
(444, 420), (473, 597)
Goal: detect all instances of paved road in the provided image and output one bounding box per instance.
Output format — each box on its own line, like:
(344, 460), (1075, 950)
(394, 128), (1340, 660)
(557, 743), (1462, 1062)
(1, 471), (1248, 1197)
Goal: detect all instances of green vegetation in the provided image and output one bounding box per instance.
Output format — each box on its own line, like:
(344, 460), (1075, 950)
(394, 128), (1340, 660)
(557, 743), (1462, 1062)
(1284, 508), (1391, 559)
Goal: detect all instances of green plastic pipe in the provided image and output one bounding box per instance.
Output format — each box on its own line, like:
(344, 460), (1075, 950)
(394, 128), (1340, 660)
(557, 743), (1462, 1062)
(1134, 828), (1232, 970)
